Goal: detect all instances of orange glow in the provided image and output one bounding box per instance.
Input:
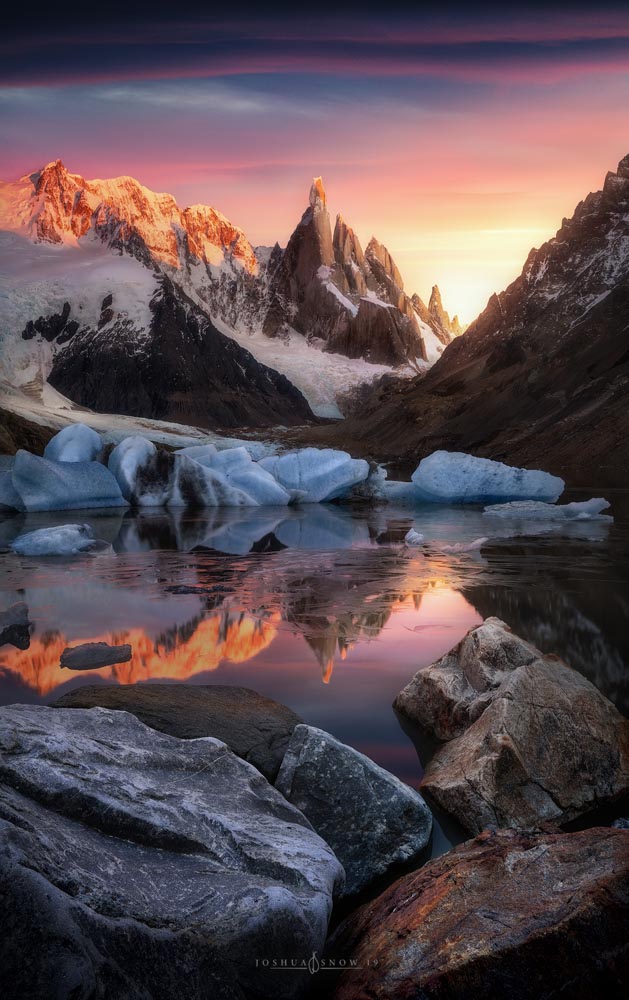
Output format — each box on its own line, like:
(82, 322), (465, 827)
(0, 611), (279, 697)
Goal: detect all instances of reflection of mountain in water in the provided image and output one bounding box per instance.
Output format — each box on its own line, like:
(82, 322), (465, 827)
(464, 537), (629, 714)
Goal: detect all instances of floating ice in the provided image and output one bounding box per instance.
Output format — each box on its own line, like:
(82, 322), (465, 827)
(166, 454), (258, 508)
(108, 436), (167, 506)
(405, 529), (424, 545)
(11, 451), (129, 512)
(10, 523), (111, 556)
(411, 451), (564, 505)
(259, 448), (369, 503)
(436, 537), (489, 553)
(382, 480), (424, 505)
(192, 447), (291, 506)
(43, 423), (103, 463)
(483, 498), (612, 521)
(175, 444), (218, 464)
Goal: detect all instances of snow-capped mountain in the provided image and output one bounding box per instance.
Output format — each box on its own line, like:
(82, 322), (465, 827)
(0, 161), (456, 425)
(316, 153), (629, 486)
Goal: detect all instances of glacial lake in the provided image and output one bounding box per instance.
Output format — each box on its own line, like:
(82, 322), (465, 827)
(2, 492), (628, 852)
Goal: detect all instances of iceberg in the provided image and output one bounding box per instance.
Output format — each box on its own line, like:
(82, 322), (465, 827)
(166, 454), (258, 508)
(175, 444), (218, 464)
(411, 451), (564, 505)
(259, 448), (369, 503)
(382, 480), (425, 505)
(483, 498), (612, 521)
(405, 528), (424, 545)
(0, 458), (22, 511)
(188, 447), (291, 506)
(11, 523), (111, 556)
(43, 423), (103, 463)
(11, 451), (129, 512)
(108, 436), (168, 506)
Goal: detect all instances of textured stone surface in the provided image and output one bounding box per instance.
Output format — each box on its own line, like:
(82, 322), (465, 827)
(330, 827), (629, 1000)
(394, 617), (541, 740)
(60, 642), (132, 670)
(0, 705), (344, 1000)
(275, 724), (432, 896)
(0, 602), (31, 649)
(53, 683), (303, 780)
(421, 652), (629, 835)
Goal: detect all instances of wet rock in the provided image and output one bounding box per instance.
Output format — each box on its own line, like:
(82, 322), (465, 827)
(415, 624), (629, 834)
(275, 724), (432, 896)
(0, 705), (344, 1000)
(53, 683), (303, 780)
(394, 617), (541, 740)
(330, 827), (629, 1000)
(60, 642), (132, 671)
(0, 602), (31, 649)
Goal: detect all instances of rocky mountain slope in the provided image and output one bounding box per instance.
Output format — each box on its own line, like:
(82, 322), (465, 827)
(0, 161), (456, 426)
(307, 153), (629, 486)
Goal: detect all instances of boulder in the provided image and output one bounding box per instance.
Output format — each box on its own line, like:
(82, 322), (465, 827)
(60, 642), (132, 670)
(329, 827), (629, 1000)
(0, 602), (31, 649)
(43, 423), (103, 463)
(0, 705), (344, 1000)
(275, 725), (432, 896)
(11, 450), (128, 512)
(401, 620), (629, 834)
(411, 450), (564, 504)
(52, 684), (303, 781)
(394, 617), (541, 741)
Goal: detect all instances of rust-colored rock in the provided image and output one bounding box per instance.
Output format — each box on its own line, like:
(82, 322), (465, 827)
(330, 827), (629, 1000)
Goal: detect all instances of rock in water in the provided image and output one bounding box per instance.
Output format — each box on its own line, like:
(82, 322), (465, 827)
(60, 642), (132, 670)
(394, 617), (541, 741)
(11, 524), (111, 556)
(395, 618), (629, 834)
(410, 450), (564, 504)
(0, 705), (344, 1000)
(11, 450), (128, 512)
(43, 423), (103, 463)
(259, 448), (369, 503)
(329, 827), (629, 1000)
(275, 725), (432, 896)
(53, 684), (303, 780)
(0, 602), (31, 649)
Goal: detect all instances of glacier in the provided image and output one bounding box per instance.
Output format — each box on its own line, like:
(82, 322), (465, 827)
(411, 451), (564, 505)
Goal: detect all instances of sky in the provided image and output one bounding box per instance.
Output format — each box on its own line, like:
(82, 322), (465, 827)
(2, 2), (629, 322)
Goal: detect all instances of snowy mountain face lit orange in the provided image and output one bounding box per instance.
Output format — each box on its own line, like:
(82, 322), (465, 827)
(0, 611), (279, 697)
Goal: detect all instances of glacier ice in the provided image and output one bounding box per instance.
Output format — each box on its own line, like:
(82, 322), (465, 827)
(11, 451), (129, 512)
(189, 447), (291, 506)
(175, 444), (218, 464)
(11, 523), (111, 556)
(405, 528), (424, 545)
(108, 436), (167, 506)
(0, 458), (22, 511)
(259, 448), (369, 503)
(411, 451), (564, 504)
(483, 498), (612, 521)
(43, 423), (103, 463)
(166, 454), (257, 508)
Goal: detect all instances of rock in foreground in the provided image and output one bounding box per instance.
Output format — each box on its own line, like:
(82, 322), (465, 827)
(53, 683), (303, 780)
(330, 827), (629, 1000)
(275, 725), (432, 896)
(0, 705), (344, 1000)
(396, 618), (629, 834)
(60, 642), (132, 670)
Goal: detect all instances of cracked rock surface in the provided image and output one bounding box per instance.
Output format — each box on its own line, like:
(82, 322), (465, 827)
(329, 826), (629, 1000)
(0, 704), (344, 1000)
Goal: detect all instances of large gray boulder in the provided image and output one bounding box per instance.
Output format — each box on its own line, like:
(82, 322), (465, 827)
(275, 724), (432, 896)
(0, 705), (344, 1000)
(0, 602), (31, 649)
(53, 683), (302, 781)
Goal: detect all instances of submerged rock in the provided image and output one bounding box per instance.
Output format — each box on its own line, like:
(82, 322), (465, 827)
(275, 724), (432, 896)
(396, 618), (629, 834)
(0, 705), (344, 1000)
(0, 602), (31, 649)
(411, 450), (564, 504)
(43, 423), (103, 464)
(330, 827), (629, 1000)
(53, 683), (303, 780)
(60, 642), (132, 671)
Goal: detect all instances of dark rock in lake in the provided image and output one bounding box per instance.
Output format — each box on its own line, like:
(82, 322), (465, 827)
(613, 818), (629, 830)
(411, 620), (629, 834)
(0, 705), (344, 1000)
(53, 683), (303, 781)
(60, 642), (132, 671)
(330, 827), (629, 1000)
(0, 602), (31, 649)
(275, 724), (432, 896)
